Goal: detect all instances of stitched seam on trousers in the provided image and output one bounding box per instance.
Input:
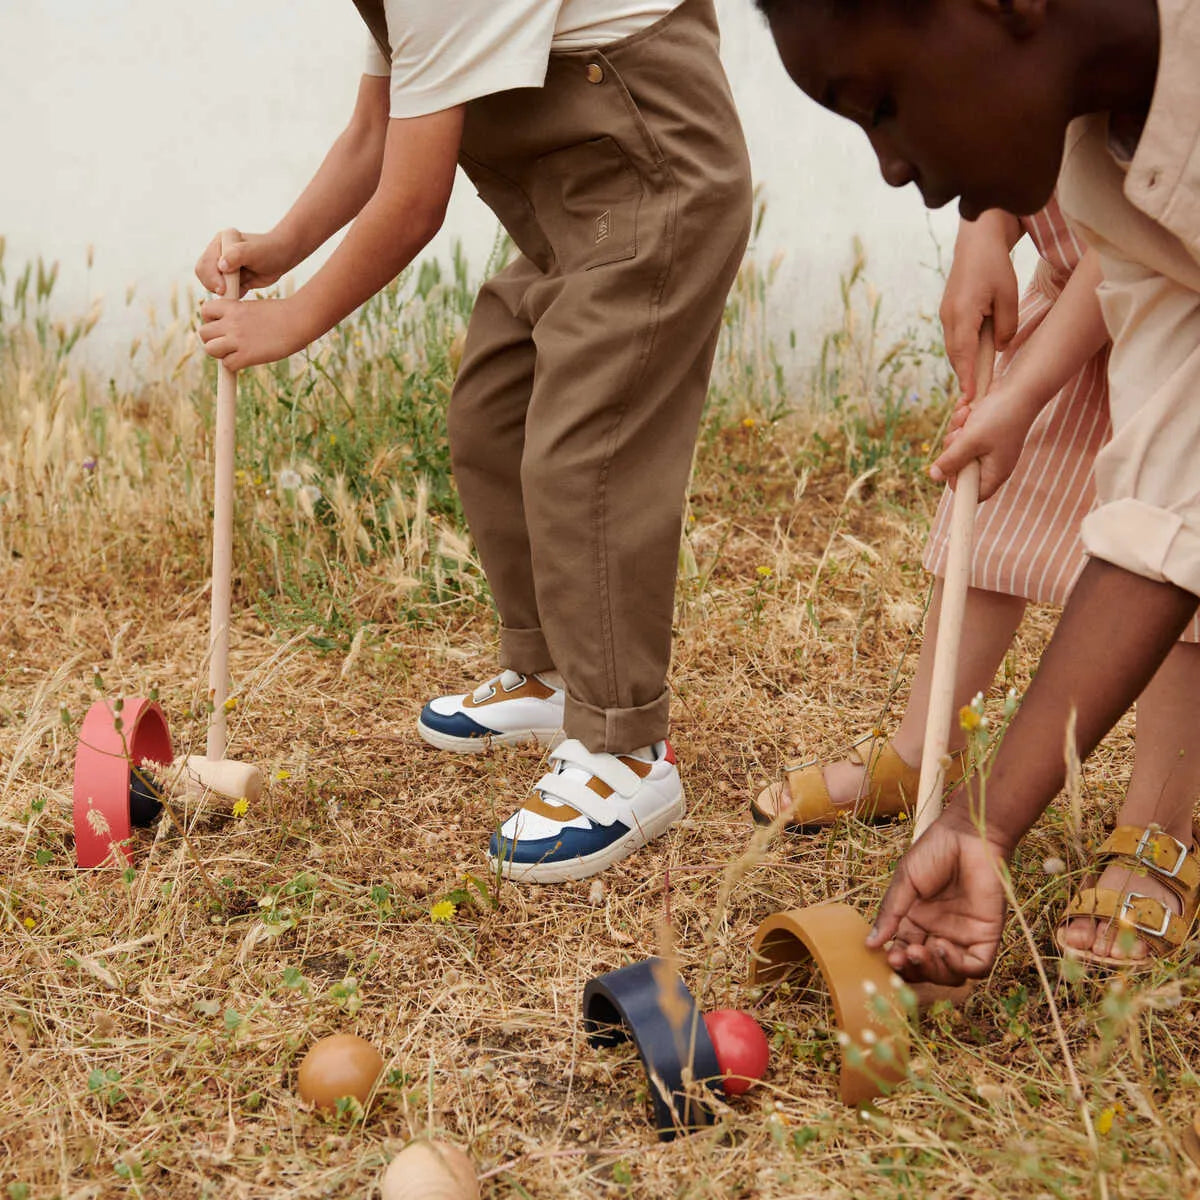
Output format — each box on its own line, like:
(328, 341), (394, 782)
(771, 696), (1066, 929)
(592, 148), (679, 713)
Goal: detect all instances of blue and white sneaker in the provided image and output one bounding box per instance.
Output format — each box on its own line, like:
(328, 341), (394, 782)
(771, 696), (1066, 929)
(417, 669), (565, 753)
(489, 738), (684, 882)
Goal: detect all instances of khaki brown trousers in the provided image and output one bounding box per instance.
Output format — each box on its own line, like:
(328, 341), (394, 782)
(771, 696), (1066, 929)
(449, 0), (752, 752)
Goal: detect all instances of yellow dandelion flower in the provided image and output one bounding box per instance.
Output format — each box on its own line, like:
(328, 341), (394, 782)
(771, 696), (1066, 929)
(223, 697), (238, 712)
(430, 900), (456, 924)
(897, 811), (909, 822)
(741, 417), (757, 429)
(1096, 1104), (1124, 1136)
(232, 799), (249, 818)
(273, 769), (291, 781)
(756, 565), (773, 578)
(329, 434), (337, 446)
(959, 706), (982, 732)
(22, 916), (35, 930)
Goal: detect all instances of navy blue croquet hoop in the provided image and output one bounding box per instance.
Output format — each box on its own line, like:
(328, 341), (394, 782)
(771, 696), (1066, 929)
(582, 957), (724, 1140)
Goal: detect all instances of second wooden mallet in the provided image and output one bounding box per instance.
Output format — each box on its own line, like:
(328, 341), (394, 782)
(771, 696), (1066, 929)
(912, 318), (996, 840)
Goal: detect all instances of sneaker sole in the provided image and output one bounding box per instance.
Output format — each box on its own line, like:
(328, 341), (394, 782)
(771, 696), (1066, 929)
(416, 718), (563, 754)
(490, 789), (686, 883)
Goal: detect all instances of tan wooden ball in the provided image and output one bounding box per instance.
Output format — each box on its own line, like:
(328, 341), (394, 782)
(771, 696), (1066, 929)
(379, 1140), (479, 1200)
(296, 1034), (383, 1109)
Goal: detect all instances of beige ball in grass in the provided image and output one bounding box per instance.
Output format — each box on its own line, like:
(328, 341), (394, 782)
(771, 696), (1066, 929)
(296, 1034), (383, 1109)
(380, 1140), (479, 1200)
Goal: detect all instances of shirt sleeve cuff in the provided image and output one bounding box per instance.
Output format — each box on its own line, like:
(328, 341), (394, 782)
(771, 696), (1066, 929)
(388, 58), (548, 118)
(363, 31), (390, 77)
(1081, 497), (1200, 596)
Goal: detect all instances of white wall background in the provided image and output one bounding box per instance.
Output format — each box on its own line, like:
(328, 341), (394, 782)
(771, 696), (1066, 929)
(0, 1), (979, 380)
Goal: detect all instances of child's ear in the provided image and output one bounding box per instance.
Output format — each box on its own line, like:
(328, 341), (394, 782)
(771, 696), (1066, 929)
(974, 0), (1047, 38)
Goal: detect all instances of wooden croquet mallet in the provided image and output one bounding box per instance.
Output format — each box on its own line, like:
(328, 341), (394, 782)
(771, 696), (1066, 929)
(744, 323), (997, 1106)
(180, 230), (263, 803)
(72, 231), (262, 868)
(912, 318), (996, 840)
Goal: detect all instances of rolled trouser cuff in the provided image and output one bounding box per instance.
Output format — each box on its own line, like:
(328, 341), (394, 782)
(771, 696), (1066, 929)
(1081, 498), (1200, 596)
(564, 686), (670, 754)
(499, 625), (555, 675)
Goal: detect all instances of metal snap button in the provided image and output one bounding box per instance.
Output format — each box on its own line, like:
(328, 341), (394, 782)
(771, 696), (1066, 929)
(586, 63), (604, 84)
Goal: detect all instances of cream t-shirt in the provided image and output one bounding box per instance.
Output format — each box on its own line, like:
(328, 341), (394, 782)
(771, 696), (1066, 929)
(361, 0), (681, 117)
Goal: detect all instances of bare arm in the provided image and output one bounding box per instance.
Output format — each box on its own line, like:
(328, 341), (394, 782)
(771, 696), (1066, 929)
(198, 103), (464, 370)
(932, 248), (1108, 499)
(196, 74), (393, 295)
(974, 246), (1106, 420)
(940, 208), (1023, 401)
(868, 561), (1198, 985)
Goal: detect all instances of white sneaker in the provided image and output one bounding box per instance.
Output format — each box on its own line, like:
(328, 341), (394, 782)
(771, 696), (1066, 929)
(417, 669), (565, 753)
(489, 738), (684, 882)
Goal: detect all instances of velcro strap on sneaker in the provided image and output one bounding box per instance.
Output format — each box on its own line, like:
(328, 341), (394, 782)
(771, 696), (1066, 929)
(549, 739), (642, 797)
(1066, 886), (1189, 949)
(1099, 824), (1200, 891)
(534, 771), (624, 827)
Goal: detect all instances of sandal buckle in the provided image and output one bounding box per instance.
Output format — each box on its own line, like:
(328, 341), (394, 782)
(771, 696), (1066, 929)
(1120, 892), (1172, 939)
(1134, 826), (1188, 879)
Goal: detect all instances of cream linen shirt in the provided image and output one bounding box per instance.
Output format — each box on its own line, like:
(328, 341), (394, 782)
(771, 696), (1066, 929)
(1058, 0), (1200, 597)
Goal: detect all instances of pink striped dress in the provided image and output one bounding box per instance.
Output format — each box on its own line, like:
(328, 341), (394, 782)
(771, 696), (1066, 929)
(923, 199), (1200, 642)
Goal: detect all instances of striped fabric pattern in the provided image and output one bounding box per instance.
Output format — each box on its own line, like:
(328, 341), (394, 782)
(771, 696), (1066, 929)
(923, 200), (1200, 643)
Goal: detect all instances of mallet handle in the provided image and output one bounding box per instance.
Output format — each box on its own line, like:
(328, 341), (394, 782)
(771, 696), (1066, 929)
(912, 319), (995, 841)
(206, 229), (240, 762)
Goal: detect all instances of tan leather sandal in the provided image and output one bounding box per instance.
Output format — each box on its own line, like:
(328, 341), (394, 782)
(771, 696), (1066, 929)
(750, 732), (968, 832)
(1055, 823), (1200, 969)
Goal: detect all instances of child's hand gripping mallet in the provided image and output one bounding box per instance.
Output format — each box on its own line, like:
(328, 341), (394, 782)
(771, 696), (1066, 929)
(180, 229), (263, 803)
(912, 318), (996, 839)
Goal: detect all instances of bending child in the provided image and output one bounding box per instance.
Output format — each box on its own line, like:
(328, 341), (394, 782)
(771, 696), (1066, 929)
(195, 0), (752, 883)
(753, 196), (1200, 966)
(757, 0), (1200, 983)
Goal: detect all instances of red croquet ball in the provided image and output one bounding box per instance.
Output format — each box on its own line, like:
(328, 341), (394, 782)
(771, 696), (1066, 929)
(703, 1009), (769, 1095)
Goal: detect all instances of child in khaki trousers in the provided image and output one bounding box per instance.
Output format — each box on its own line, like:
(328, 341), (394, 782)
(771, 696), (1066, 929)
(197, 0), (752, 884)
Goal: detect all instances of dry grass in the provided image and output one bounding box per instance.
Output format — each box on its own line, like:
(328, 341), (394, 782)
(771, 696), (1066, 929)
(1, 240), (1198, 1199)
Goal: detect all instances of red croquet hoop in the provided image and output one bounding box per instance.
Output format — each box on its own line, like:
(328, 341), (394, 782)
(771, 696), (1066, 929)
(73, 698), (173, 867)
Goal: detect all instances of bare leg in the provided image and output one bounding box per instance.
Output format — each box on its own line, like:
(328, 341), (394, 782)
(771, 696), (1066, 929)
(821, 581), (1026, 807)
(1060, 639), (1200, 959)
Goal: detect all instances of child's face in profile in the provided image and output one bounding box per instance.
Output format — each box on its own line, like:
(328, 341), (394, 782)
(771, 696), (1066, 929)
(765, 2), (1072, 218)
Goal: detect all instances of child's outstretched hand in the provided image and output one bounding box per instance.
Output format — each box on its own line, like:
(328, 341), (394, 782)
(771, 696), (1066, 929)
(930, 380), (1040, 500)
(866, 812), (1009, 986)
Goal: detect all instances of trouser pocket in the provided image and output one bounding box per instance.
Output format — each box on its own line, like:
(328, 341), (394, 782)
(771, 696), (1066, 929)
(531, 135), (642, 273)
